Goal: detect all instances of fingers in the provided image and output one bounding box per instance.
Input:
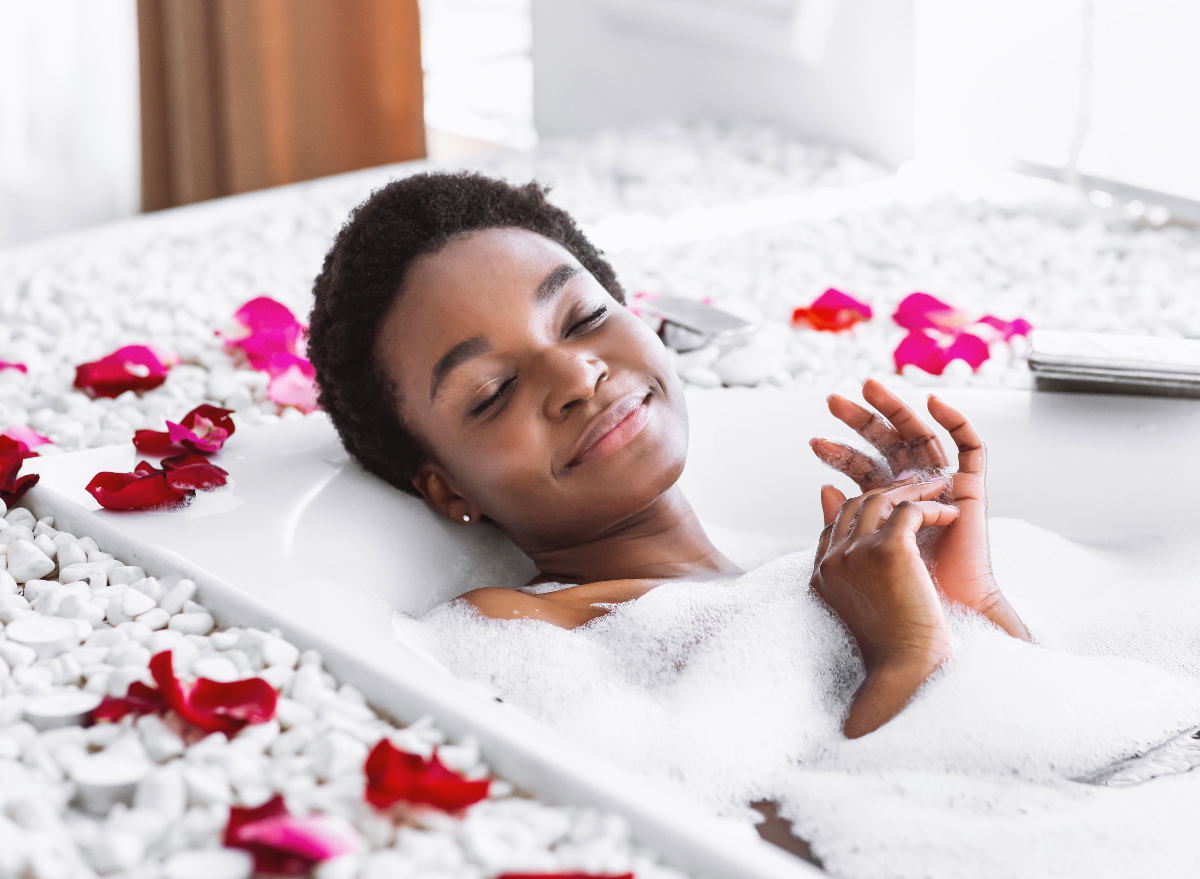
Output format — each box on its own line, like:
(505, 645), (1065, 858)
(861, 378), (951, 469)
(883, 499), (960, 538)
(850, 480), (949, 537)
(926, 395), (986, 477)
(821, 484), (847, 526)
(810, 439), (892, 491)
(826, 394), (909, 468)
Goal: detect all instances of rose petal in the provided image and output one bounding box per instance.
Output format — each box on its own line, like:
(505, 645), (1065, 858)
(74, 345), (171, 398)
(132, 430), (182, 456)
(267, 357), (319, 413)
(225, 298), (305, 370)
(0, 361), (28, 374)
(86, 471), (188, 511)
(893, 329), (991, 376)
(149, 651), (275, 735)
(92, 682), (168, 722)
(976, 315), (1034, 342)
(892, 292), (970, 332)
(893, 330), (948, 375)
(944, 332), (990, 370)
(365, 739), (490, 811)
(165, 462), (229, 493)
(161, 452), (213, 471)
(181, 405), (236, 443)
(188, 676), (276, 730)
(225, 796), (350, 876)
(791, 288), (873, 332)
(0, 473), (39, 506)
(1, 426), (50, 453)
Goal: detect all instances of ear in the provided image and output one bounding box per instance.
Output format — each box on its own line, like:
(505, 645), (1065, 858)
(411, 465), (481, 525)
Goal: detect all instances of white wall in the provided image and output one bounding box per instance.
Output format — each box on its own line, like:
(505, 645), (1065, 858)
(0, 0), (140, 248)
(531, 0), (916, 168)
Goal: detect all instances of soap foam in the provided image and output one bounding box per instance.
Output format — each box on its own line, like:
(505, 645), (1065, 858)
(400, 519), (1200, 877)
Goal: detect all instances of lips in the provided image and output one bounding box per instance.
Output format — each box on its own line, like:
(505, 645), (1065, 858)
(567, 392), (651, 469)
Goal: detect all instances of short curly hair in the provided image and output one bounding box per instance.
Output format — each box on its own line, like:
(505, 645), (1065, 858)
(307, 171), (625, 495)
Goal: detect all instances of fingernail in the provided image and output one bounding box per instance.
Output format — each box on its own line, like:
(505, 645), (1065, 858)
(896, 469), (920, 480)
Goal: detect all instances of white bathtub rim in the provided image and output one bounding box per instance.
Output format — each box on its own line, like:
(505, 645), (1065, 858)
(20, 486), (821, 879)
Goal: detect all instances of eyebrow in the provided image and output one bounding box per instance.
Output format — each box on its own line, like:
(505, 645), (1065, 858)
(430, 335), (492, 402)
(535, 264), (579, 304)
(428, 265), (580, 403)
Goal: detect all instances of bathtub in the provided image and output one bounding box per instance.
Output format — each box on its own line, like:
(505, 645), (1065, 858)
(22, 382), (1200, 877)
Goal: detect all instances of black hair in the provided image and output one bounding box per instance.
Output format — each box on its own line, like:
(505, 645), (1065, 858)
(307, 171), (625, 495)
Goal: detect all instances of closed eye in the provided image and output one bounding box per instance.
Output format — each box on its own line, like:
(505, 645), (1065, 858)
(568, 305), (608, 336)
(470, 376), (515, 417)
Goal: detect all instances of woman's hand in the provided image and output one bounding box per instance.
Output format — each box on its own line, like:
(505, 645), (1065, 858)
(810, 379), (1030, 642)
(811, 480), (957, 738)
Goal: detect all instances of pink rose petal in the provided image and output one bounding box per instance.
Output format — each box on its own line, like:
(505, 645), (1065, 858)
(267, 355), (319, 412)
(792, 288), (873, 332)
(976, 315), (1034, 342)
(0, 361), (27, 374)
(2, 425), (50, 453)
(892, 292), (971, 332)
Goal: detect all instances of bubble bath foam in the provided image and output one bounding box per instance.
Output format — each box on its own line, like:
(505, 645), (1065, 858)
(404, 519), (1200, 878)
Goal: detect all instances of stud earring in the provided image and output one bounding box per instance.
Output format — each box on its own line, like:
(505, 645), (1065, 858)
(462, 514), (470, 523)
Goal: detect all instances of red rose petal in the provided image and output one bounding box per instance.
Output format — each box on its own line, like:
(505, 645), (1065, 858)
(74, 345), (171, 398)
(86, 470), (187, 511)
(188, 676), (277, 731)
(164, 462), (229, 493)
(791, 288), (873, 332)
(365, 739), (490, 812)
(161, 452), (213, 471)
(92, 682), (168, 722)
(132, 429), (182, 456)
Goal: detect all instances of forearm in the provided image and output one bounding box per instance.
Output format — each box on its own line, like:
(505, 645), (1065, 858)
(843, 653), (946, 739)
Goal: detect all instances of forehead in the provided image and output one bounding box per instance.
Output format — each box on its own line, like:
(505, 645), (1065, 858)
(402, 227), (578, 309)
(376, 227), (581, 394)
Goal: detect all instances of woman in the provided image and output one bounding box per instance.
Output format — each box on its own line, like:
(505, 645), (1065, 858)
(307, 172), (1030, 739)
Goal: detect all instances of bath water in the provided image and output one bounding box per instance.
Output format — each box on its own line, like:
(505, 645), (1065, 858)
(397, 520), (1200, 877)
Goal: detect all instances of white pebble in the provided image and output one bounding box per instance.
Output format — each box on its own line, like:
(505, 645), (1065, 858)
(159, 579), (197, 616)
(32, 534), (56, 560)
(5, 541), (54, 583)
(4, 508), (35, 530)
(135, 762), (188, 819)
(137, 714), (185, 762)
(169, 612), (214, 636)
(191, 655), (238, 682)
(164, 848), (253, 879)
(107, 566), (146, 587)
(85, 829), (145, 875)
(71, 753), (153, 815)
(121, 589), (156, 618)
(6, 615), (80, 659)
(135, 607), (170, 631)
(0, 569), (17, 595)
(22, 690), (101, 731)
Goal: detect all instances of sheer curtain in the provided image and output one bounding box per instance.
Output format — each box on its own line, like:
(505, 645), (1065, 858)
(0, 0), (140, 247)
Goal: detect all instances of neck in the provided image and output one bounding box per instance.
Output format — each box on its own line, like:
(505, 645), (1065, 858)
(521, 485), (743, 585)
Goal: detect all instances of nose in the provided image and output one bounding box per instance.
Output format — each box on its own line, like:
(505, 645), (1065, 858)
(540, 347), (609, 420)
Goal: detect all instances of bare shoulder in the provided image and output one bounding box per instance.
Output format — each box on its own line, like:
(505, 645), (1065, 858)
(457, 579), (660, 630)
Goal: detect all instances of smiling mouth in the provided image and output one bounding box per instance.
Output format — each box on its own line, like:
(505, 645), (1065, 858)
(567, 392), (652, 469)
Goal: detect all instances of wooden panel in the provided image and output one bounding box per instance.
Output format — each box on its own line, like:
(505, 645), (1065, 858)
(137, 0), (425, 209)
(137, 0), (172, 212)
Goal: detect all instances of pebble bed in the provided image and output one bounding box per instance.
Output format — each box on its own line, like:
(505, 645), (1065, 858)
(2, 122), (1199, 876)
(0, 498), (690, 879)
(3, 122), (1200, 455)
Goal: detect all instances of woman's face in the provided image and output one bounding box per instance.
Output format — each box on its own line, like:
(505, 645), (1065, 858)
(376, 227), (688, 552)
